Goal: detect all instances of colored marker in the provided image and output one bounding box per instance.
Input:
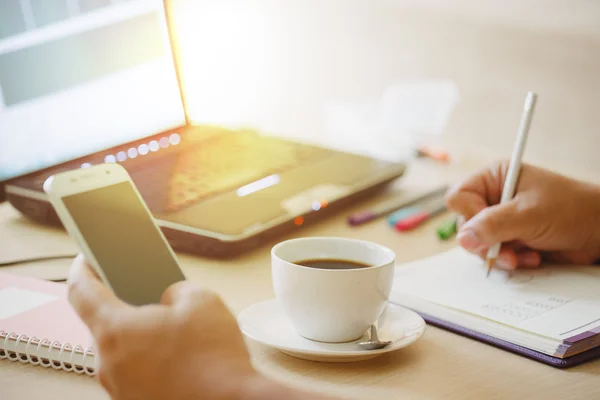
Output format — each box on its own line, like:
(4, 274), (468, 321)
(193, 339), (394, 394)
(436, 217), (457, 240)
(394, 197), (446, 231)
(387, 206), (421, 226)
(347, 185), (448, 226)
(416, 145), (450, 163)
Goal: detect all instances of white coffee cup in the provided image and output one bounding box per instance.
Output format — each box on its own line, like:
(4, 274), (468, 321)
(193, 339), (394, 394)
(271, 237), (395, 343)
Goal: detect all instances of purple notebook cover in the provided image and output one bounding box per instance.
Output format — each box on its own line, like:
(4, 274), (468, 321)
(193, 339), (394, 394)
(418, 312), (600, 368)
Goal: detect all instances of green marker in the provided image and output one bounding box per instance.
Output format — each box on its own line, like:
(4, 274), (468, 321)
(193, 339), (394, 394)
(436, 217), (457, 240)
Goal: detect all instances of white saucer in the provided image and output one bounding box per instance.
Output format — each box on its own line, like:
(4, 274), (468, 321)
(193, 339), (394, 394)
(237, 299), (426, 362)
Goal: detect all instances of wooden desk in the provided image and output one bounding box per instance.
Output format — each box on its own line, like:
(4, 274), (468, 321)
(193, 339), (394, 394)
(1, 159), (599, 400)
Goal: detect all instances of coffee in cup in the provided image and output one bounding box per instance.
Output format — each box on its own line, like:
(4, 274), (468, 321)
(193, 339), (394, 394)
(294, 258), (372, 270)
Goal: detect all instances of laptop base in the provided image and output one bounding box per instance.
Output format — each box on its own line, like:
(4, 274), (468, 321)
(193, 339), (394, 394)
(6, 177), (395, 258)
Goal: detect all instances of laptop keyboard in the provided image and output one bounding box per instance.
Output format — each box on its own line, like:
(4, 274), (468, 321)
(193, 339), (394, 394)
(26, 131), (332, 212)
(129, 132), (332, 213)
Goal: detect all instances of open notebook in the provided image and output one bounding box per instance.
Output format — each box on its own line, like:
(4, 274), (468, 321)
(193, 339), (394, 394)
(0, 272), (96, 375)
(390, 248), (600, 368)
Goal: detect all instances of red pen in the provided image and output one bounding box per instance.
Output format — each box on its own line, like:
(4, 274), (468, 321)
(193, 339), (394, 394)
(394, 197), (446, 231)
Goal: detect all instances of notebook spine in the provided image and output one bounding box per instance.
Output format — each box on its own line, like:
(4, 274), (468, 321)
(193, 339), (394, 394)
(0, 330), (95, 376)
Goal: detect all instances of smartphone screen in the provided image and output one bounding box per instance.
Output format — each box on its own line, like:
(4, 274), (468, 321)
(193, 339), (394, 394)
(61, 180), (186, 305)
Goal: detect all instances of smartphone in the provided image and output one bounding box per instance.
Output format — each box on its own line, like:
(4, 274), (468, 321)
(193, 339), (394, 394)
(44, 163), (186, 305)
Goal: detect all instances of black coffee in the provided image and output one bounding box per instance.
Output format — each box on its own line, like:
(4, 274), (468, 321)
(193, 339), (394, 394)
(295, 258), (372, 270)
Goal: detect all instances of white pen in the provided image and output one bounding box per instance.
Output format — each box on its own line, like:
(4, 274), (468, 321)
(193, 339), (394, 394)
(486, 91), (537, 277)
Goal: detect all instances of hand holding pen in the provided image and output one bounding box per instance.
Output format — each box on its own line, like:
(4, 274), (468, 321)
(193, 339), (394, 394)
(445, 94), (600, 271)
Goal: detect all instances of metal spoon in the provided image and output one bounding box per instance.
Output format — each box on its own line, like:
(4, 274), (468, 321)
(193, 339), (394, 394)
(357, 324), (392, 350)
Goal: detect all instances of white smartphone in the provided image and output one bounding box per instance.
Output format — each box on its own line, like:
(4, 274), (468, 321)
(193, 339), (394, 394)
(44, 163), (186, 305)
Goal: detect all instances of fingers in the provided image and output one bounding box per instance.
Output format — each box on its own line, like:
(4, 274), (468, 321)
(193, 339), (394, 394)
(457, 201), (527, 250)
(161, 280), (220, 311)
(445, 185), (489, 222)
(516, 249), (542, 268)
(472, 243), (541, 270)
(161, 280), (193, 306)
(448, 161), (544, 270)
(68, 254), (127, 331)
(445, 161), (508, 221)
(475, 245), (518, 270)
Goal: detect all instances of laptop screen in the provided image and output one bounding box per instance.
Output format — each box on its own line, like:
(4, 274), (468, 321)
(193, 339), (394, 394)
(0, 0), (186, 182)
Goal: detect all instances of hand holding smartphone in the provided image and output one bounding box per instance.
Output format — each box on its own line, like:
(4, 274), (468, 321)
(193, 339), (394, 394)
(44, 163), (186, 305)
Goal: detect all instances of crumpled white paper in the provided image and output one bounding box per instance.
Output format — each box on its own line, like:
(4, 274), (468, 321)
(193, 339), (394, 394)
(321, 80), (460, 162)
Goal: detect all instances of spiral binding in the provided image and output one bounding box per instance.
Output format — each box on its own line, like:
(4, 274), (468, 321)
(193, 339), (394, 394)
(0, 330), (95, 376)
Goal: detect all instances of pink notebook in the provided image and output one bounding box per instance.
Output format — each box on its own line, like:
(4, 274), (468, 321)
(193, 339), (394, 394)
(0, 272), (96, 375)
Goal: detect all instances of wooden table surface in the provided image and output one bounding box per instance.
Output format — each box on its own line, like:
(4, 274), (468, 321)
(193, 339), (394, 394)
(1, 157), (599, 400)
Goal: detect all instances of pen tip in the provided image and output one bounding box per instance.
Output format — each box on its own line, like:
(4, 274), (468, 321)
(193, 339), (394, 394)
(486, 258), (495, 277)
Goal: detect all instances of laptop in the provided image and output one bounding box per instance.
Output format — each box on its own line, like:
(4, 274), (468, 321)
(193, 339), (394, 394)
(0, 0), (406, 257)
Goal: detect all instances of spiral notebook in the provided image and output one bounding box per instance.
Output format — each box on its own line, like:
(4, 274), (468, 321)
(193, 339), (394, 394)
(390, 248), (600, 368)
(0, 272), (96, 375)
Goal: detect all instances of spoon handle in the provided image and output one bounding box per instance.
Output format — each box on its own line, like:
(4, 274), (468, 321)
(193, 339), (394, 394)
(370, 325), (379, 341)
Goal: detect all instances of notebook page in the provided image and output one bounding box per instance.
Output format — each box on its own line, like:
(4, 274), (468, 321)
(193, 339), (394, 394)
(393, 248), (600, 342)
